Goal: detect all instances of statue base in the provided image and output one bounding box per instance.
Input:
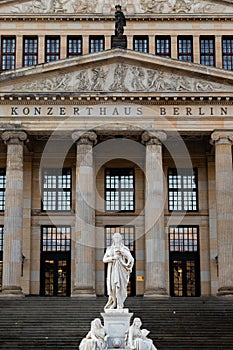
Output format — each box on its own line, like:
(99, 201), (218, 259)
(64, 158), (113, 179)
(101, 309), (133, 349)
(112, 36), (127, 49)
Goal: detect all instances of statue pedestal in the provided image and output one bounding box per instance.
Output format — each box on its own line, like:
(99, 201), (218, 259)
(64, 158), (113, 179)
(112, 35), (127, 49)
(101, 309), (133, 349)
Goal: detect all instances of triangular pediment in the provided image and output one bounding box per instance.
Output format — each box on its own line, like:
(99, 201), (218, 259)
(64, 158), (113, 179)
(1, 49), (233, 94)
(1, 0), (233, 15)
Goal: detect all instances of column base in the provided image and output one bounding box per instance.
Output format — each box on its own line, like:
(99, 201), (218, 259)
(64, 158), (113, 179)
(217, 287), (233, 296)
(1, 286), (24, 297)
(144, 287), (168, 298)
(71, 287), (96, 297)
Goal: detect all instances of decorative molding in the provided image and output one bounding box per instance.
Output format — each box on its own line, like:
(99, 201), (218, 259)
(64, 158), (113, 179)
(1, 130), (28, 145)
(141, 130), (167, 145)
(72, 131), (97, 146)
(211, 130), (233, 145)
(9, 63), (226, 93)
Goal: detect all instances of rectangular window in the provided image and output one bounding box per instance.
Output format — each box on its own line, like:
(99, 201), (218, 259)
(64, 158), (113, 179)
(0, 169), (6, 211)
(45, 36), (60, 63)
(67, 36), (82, 57)
(178, 36), (193, 62)
(200, 36), (215, 66)
(155, 36), (171, 58)
(169, 226), (199, 252)
(105, 168), (135, 212)
(133, 36), (149, 53)
(168, 168), (198, 212)
(89, 36), (105, 53)
(1, 36), (16, 71)
(0, 226), (3, 292)
(42, 168), (72, 211)
(42, 226), (71, 252)
(222, 36), (233, 70)
(23, 36), (38, 67)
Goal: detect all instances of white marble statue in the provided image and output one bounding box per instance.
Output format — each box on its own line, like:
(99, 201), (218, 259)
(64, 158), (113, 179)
(79, 318), (109, 350)
(126, 318), (158, 350)
(103, 232), (134, 310)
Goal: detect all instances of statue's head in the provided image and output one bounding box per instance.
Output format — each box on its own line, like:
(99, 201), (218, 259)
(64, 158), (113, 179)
(92, 318), (102, 328)
(133, 318), (142, 328)
(115, 4), (122, 11)
(112, 232), (123, 246)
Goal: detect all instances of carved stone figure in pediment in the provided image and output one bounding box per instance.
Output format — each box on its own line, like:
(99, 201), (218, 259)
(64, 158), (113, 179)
(131, 67), (146, 91)
(110, 63), (129, 91)
(91, 67), (107, 91)
(72, 0), (98, 13)
(3, 0), (233, 14)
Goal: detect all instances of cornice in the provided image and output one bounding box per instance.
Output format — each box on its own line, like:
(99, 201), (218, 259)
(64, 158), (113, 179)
(0, 95), (233, 105)
(1, 14), (233, 22)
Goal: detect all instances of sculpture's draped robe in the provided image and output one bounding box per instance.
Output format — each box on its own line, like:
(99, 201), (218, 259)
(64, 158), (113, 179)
(103, 244), (134, 308)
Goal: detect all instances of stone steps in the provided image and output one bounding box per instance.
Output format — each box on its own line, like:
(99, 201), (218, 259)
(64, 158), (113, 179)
(0, 297), (233, 350)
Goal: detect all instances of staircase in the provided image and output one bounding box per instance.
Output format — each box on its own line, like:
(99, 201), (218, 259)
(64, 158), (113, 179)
(0, 297), (232, 350)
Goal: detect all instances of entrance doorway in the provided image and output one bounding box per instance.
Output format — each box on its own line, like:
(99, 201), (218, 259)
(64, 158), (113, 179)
(40, 226), (71, 297)
(41, 254), (71, 296)
(169, 226), (200, 297)
(105, 226), (136, 296)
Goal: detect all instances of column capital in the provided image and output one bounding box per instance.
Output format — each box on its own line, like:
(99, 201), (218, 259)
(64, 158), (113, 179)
(141, 130), (167, 146)
(72, 131), (97, 146)
(1, 130), (28, 145)
(211, 130), (233, 145)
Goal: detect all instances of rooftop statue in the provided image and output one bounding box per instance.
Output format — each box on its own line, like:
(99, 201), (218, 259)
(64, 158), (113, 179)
(115, 4), (126, 38)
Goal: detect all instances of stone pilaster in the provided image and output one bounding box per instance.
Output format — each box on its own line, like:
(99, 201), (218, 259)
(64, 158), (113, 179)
(72, 131), (97, 296)
(142, 131), (168, 296)
(211, 130), (233, 296)
(1, 130), (28, 295)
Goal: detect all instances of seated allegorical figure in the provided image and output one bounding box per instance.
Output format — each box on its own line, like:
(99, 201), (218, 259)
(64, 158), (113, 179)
(126, 318), (158, 350)
(79, 318), (108, 350)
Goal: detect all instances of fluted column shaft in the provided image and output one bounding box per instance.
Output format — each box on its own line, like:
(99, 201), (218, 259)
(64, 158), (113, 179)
(72, 131), (97, 296)
(1, 130), (27, 295)
(142, 131), (168, 296)
(211, 130), (233, 296)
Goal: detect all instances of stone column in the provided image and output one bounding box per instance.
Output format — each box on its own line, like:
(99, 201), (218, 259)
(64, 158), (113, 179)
(1, 130), (28, 295)
(142, 131), (168, 296)
(211, 130), (233, 296)
(72, 131), (97, 296)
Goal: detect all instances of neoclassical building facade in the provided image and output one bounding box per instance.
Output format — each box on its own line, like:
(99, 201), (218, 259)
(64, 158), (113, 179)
(0, 0), (232, 298)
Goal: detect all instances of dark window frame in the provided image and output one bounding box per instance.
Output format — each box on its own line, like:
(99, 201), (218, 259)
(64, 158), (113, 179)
(23, 36), (38, 67)
(169, 225), (199, 252)
(41, 225), (71, 252)
(41, 168), (72, 212)
(67, 36), (82, 58)
(168, 168), (198, 212)
(222, 36), (233, 70)
(155, 36), (171, 58)
(89, 36), (105, 53)
(200, 36), (215, 66)
(177, 36), (193, 62)
(1, 36), (16, 71)
(105, 168), (135, 213)
(45, 36), (60, 63)
(133, 36), (149, 53)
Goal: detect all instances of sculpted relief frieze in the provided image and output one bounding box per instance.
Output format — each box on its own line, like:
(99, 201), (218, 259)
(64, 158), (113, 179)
(2, 0), (233, 14)
(7, 63), (227, 93)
